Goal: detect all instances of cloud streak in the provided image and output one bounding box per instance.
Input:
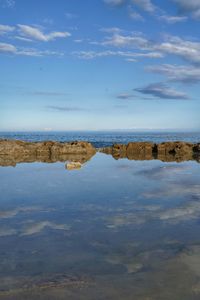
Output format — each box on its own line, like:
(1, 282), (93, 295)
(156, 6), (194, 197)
(104, 0), (125, 5)
(17, 24), (71, 42)
(131, 0), (156, 13)
(147, 64), (200, 84)
(159, 15), (188, 23)
(0, 24), (15, 35)
(116, 93), (135, 99)
(73, 49), (163, 60)
(0, 42), (64, 57)
(47, 105), (86, 112)
(97, 32), (200, 64)
(135, 82), (189, 99)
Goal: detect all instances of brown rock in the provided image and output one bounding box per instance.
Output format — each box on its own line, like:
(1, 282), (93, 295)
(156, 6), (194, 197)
(126, 142), (154, 160)
(0, 139), (96, 167)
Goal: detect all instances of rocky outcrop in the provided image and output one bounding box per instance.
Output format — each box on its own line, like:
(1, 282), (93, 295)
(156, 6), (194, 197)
(0, 140), (96, 156)
(0, 140), (96, 167)
(0, 139), (200, 166)
(100, 141), (200, 162)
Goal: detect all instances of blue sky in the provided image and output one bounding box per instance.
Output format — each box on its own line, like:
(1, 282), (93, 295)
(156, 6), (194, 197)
(0, 0), (200, 131)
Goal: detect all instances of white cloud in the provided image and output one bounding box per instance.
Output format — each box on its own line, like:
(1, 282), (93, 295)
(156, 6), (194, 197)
(17, 24), (71, 42)
(0, 42), (63, 57)
(147, 64), (200, 84)
(131, 0), (156, 12)
(157, 36), (200, 64)
(0, 42), (17, 53)
(0, 24), (15, 35)
(73, 50), (163, 60)
(128, 7), (144, 20)
(98, 32), (200, 64)
(159, 15), (188, 23)
(102, 33), (150, 49)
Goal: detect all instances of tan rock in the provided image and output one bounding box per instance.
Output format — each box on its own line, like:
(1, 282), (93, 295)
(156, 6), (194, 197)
(65, 161), (82, 170)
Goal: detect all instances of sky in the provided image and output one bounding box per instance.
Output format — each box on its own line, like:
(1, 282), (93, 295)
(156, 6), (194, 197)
(0, 0), (200, 131)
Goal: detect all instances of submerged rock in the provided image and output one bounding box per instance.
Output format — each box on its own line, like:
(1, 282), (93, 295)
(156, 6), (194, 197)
(65, 161), (82, 170)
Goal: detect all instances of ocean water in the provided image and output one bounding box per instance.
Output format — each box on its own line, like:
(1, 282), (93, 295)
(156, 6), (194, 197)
(0, 132), (200, 299)
(0, 131), (200, 147)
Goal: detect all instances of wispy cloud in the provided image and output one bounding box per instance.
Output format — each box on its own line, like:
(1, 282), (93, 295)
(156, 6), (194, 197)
(159, 15), (188, 23)
(104, 0), (125, 6)
(116, 93), (135, 99)
(95, 31), (200, 64)
(46, 105), (85, 112)
(100, 27), (123, 33)
(128, 6), (144, 21)
(17, 24), (71, 42)
(157, 35), (200, 64)
(131, 0), (156, 13)
(102, 33), (150, 49)
(65, 12), (78, 19)
(73, 50), (163, 60)
(0, 42), (63, 57)
(0, 42), (16, 53)
(135, 82), (189, 99)
(147, 64), (200, 84)
(0, 0), (15, 8)
(0, 24), (15, 35)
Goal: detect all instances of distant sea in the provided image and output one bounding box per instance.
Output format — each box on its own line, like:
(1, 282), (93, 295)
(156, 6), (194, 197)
(0, 131), (199, 148)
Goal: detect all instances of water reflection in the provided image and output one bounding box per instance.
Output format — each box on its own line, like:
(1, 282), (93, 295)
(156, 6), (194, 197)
(0, 154), (200, 299)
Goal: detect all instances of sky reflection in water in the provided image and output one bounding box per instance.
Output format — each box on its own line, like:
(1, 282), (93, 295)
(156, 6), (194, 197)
(0, 153), (200, 299)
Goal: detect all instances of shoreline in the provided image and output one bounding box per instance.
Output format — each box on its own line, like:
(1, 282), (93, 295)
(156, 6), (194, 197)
(0, 139), (200, 167)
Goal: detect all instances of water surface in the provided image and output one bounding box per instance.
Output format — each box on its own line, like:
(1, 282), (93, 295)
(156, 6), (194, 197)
(0, 153), (200, 299)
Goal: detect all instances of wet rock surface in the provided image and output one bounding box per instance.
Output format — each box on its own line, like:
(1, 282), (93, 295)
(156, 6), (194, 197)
(100, 141), (200, 162)
(0, 140), (96, 167)
(0, 140), (200, 166)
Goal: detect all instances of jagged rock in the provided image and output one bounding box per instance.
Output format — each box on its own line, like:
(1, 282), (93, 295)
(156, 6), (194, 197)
(157, 141), (194, 156)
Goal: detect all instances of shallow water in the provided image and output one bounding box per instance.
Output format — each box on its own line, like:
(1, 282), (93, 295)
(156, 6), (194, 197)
(0, 153), (200, 299)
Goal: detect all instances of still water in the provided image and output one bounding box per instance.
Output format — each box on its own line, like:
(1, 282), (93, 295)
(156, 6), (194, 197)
(0, 153), (200, 299)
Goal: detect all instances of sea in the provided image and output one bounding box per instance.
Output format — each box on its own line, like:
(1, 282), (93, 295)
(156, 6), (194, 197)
(0, 131), (200, 300)
(0, 130), (200, 147)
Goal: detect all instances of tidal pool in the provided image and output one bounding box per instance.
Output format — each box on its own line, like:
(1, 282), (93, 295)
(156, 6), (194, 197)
(0, 153), (200, 299)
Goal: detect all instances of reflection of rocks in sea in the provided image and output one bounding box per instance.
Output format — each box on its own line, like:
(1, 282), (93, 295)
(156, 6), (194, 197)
(100, 141), (200, 162)
(0, 140), (96, 167)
